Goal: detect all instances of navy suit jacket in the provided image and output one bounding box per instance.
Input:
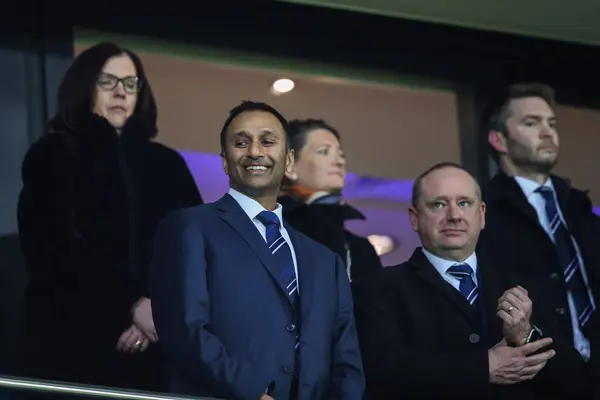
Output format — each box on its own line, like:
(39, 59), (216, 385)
(149, 194), (365, 400)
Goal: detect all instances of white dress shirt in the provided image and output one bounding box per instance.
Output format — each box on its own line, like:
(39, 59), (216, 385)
(422, 248), (479, 291)
(514, 176), (594, 360)
(228, 188), (299, 292)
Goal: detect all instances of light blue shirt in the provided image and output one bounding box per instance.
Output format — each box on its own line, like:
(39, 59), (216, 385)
(514, 176), (594, 360)
(422, 248), (478, 291)
(228, 188), (299, 292)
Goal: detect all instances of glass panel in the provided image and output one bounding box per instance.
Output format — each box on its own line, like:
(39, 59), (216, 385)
(554, 105), (600, 212)
(74, 33), (460, 266)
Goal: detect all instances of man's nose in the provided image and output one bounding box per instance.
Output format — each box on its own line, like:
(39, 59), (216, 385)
(446, 204), (462, 220)
(247, 141), (263, 158)
(539, 121), (555, 137)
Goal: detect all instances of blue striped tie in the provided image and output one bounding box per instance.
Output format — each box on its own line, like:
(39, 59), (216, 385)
(257, 211), (299, 351)
(257, 211), (298, 303)
(447, 263), (479, 306)
(536, 186), (595, 327)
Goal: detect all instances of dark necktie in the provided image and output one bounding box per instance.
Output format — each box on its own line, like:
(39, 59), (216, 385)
(447, 263), (479, 306)
(257, 210), (301, 368)
(536, 186), (595, 327)
(257, 211), (298, 304)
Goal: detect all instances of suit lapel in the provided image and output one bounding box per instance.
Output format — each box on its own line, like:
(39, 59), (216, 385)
(410, 248), (477, 324)
(476, 255), (506, 342)
(216, 194), (294, 307)
(287, 227), (315, 317)
(490, 173), (541, 226)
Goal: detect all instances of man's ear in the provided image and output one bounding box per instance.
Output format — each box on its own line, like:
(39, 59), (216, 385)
(408, 206), (419, 233)
(285, 149), (295, 174)
(488, 130), (507, 155)
(221, 152), (229, 175)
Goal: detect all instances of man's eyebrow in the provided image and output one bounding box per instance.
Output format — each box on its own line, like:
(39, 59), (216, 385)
(521, 114), (556, 121)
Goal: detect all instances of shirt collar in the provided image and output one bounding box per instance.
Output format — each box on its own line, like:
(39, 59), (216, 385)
(514, 176), (554, 199)
(228, 188), (284, 224)
(422, 247), (478, 277)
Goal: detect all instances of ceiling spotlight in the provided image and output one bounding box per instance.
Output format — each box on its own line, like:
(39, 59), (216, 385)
(367, 235), (396, 256)
(271, 78), (295, 95)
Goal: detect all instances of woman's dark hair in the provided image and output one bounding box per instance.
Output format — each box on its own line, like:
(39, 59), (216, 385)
(288, 118), (340, 161)
(49, 42), (158, 136)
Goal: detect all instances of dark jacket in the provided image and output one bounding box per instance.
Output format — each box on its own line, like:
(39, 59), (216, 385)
(17, 113), (203, 390)
(278, 195), (382, 281)
(353, 248), (535, 400)
(479, 171), (600, 399)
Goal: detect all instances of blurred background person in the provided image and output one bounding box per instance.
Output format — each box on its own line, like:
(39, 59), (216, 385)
(278, 119), (382, 281)
(17, 42), (203, 391)
(480, 82), (600, 398)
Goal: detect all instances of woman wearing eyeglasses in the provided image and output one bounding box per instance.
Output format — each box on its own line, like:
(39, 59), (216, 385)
(17, 42), (203, 392)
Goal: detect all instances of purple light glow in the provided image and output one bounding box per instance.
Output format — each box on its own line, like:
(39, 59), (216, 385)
(179, 150), (418, 265)
(179, 150), (600, 266)
(179, 150), (415, 203)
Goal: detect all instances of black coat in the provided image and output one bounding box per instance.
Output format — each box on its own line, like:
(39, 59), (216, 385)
(17, 113), (203, 390)
(278, 195), (382, 281)
(353, 248), (537, 400)
(479, 171), (600, 399)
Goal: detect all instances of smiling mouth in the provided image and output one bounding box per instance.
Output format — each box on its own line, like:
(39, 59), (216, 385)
(245, 165), (270, 172)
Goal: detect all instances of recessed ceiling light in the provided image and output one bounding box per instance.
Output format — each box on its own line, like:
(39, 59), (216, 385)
(271, 78), (295, 94)
(367, 234), (396, 256)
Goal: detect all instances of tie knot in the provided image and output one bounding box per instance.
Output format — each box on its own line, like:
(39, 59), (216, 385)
(536, 186), (554, 201)
(257, 210), (280, 227)
(447, 263), (474, 280)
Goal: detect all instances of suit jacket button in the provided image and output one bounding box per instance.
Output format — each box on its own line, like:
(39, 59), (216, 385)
(550, 272), (560, 281)
(283, 364), (294, 374)
(469, 333), (480, 344)
(556, 307), (566, 316)
(286, 324), (296, 332)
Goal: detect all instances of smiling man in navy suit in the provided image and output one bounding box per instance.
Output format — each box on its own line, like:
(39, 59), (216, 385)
(149, 101), (364, 400)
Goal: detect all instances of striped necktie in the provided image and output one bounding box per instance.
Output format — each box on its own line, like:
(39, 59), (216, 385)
(447, 263), (479, 306)
(257, 211), (301, 357)
(257, 210), (297, 303)
(536, 186), (595, 327)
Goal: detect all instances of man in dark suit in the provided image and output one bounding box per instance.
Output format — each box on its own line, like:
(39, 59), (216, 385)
(480, 82), (600, 398)
(353, 162), (556, 399)
(149, 101), (365, 400)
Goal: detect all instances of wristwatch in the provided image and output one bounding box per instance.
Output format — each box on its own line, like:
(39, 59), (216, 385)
(526, 325), (544, 344)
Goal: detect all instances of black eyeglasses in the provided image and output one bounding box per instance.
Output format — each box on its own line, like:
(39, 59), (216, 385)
(97, 72), (142, 94)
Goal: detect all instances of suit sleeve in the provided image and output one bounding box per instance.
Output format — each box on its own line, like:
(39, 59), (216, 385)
(326, 254), (366, 399)
(149, 210), (273, 400)
(532, 329), (591, 397)
(18, 135), (143, 331)
(353, 272), (490, 398)
(522, 314), (592, 398)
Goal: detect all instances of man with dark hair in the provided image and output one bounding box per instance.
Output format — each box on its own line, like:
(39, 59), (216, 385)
(479, 83), (600, 397)
(354, 162), (555, 399)
(150, 101), (365, 400)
